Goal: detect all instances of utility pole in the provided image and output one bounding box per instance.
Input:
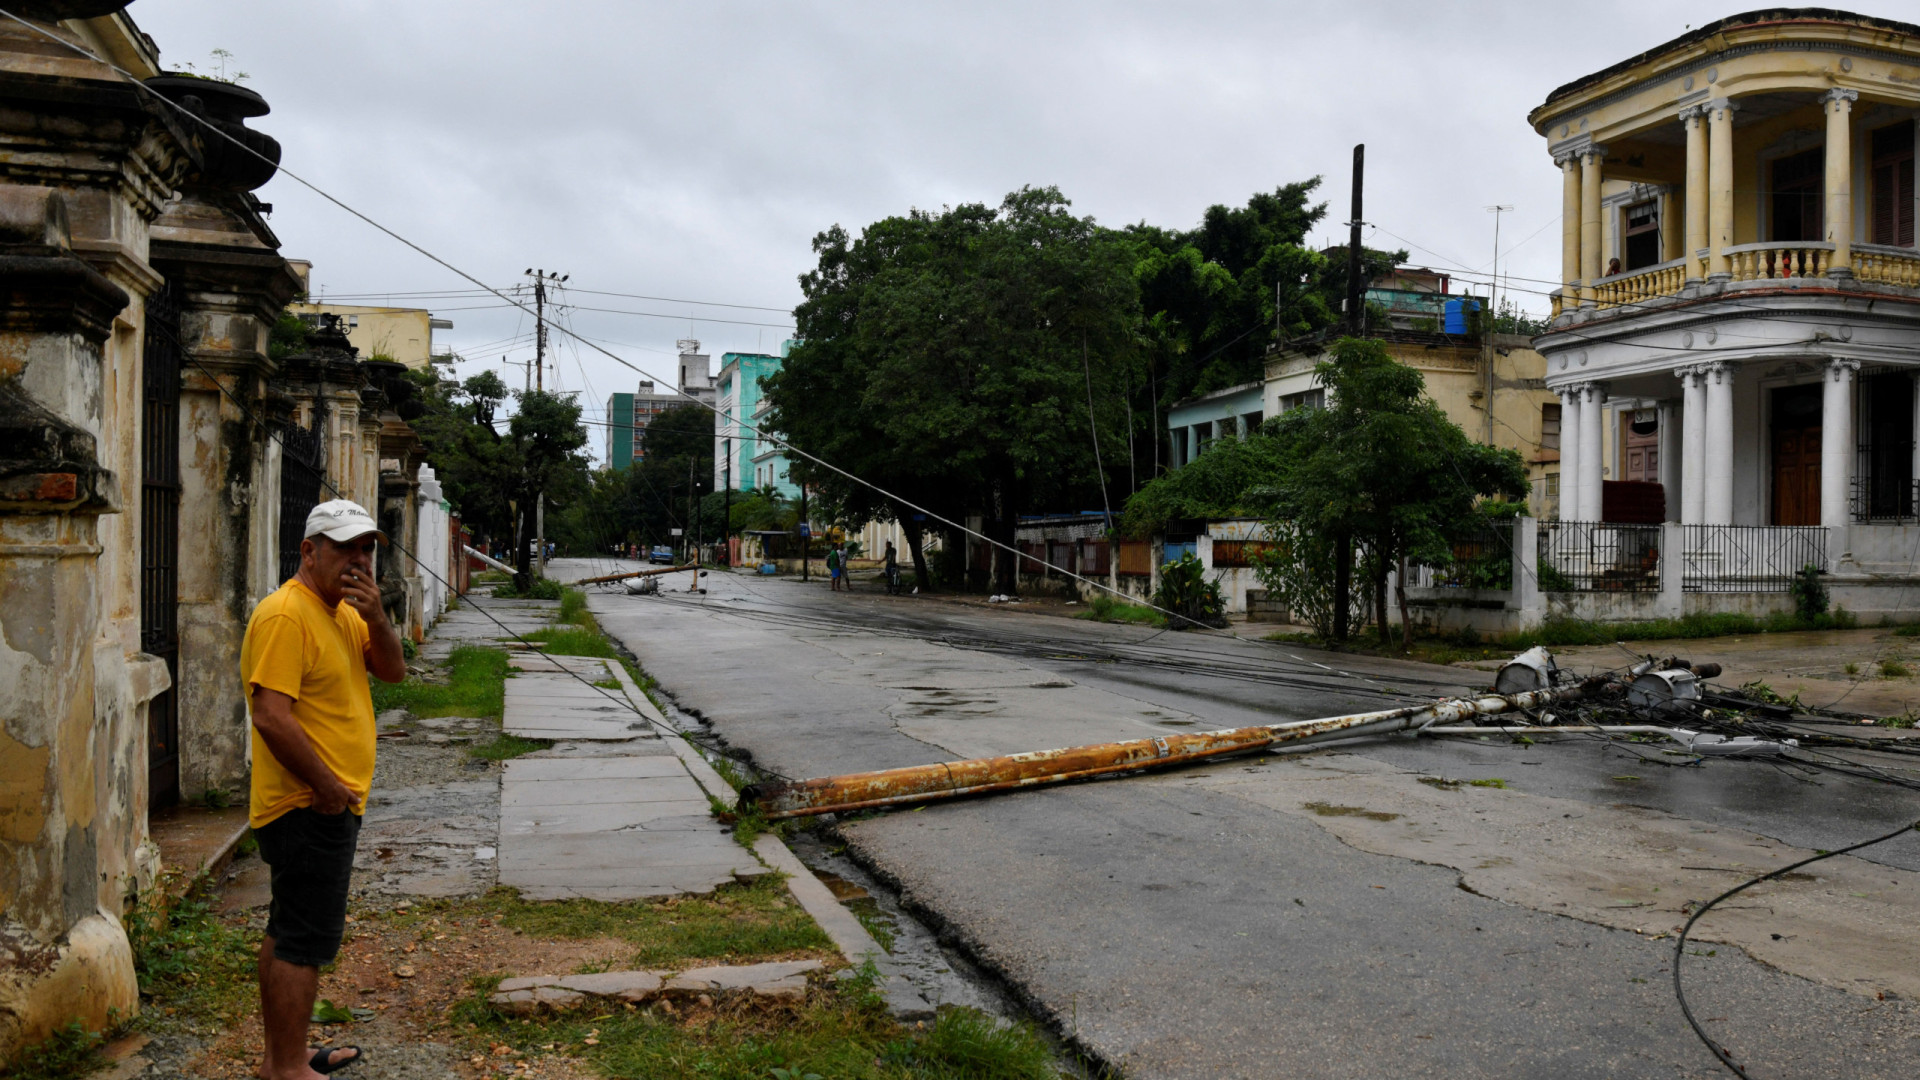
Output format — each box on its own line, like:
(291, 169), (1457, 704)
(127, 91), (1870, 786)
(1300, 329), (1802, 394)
(1483, 204), (1513, 445)
(799, 483), (809, 583)
(1335, 143), (1365, 642)
(722, 434), (732, 567)
(524, 269), (567, 576)
(687, 456), (697, 565)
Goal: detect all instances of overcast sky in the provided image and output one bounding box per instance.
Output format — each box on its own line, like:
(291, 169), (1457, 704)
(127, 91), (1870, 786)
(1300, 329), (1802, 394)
(134, 1), (1749, 462)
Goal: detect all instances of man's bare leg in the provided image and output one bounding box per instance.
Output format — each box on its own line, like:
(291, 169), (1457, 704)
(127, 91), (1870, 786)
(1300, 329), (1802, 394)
(257, 935), (352, 1079)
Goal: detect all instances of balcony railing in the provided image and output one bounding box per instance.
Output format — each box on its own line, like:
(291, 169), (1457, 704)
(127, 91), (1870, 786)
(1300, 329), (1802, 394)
(1592, 257), (1688, 310)
(1855, 244), (1920, 288)
(1680, 525), (1827, 593)
(1724, 241), (1834, 282)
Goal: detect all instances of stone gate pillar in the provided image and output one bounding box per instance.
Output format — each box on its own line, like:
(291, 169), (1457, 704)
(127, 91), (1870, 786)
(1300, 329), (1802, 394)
(148, 74), (301, 803)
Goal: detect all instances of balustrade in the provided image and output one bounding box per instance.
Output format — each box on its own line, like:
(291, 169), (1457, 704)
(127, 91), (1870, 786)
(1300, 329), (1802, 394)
(1855, 245), (1920, 288)
(1724, 242), (1832, 282)
(1590, 258), (1687, 310)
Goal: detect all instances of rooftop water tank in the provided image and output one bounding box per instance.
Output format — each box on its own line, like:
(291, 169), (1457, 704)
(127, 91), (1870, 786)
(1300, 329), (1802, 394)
(1443, 298), (1481, 335)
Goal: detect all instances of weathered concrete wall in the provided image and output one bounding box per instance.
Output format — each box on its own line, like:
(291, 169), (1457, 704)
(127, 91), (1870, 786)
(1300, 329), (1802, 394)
(153, 188), (300, 802)
(0, 11), (195, 1061)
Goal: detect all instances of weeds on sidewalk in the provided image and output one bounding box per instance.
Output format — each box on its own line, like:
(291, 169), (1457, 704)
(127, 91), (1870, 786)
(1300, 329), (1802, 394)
(454, 977), (1061, 1080)
(1075, 594), (1164, 626)
(3, 1021), (105, 1080)
(370, 645), (507, 720)
(483, 876), (830, 966)
(124, 880), (258, 1029)
(492, 577), (564, 600)
(467, 732), (553, 762)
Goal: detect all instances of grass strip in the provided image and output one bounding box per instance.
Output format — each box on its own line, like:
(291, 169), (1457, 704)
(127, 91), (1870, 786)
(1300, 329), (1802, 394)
(452, 967), (1061, 1080)
(1076, 594), (1165, 626)
(370, 645), (508, 720)
(484, 876), (831, 967)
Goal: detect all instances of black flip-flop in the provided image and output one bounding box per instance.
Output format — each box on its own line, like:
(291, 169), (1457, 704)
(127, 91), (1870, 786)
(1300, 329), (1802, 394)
(309, 1046), (363, 1074)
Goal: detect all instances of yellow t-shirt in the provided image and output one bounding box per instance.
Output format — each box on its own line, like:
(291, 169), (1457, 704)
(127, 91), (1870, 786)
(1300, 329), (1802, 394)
(241, 577), (375, 828)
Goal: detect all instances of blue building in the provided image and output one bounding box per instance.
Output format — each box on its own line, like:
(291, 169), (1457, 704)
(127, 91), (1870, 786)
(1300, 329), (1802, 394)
(714, 347), (800, 499)
(1165, 381), (1265, 469)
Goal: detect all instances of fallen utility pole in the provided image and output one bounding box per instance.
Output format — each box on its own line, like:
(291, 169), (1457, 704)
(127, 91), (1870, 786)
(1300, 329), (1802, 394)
(464, 544), (515, 575)
(572, 563), (701, 586)
(741, 679), (1610, 820)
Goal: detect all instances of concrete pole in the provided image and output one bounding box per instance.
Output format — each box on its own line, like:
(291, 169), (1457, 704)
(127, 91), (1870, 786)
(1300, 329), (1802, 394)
(1679, 367), (1707, 525)
(1579, 384), (1606, 521)
(1558, 386), (1583, 521)
(1823, 88), (1859, 277)
(1559, 153), (1581, 304)
(1682, 106), (1708, 281)
(1821, 358), (1858, 528)
(1708, 99), (1738, 280)
(1580, 148), (1606, 305)
(1704, 363), (1735, 524)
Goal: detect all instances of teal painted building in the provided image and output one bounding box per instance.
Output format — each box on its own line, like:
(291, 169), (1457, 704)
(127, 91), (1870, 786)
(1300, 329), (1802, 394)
(714, 350), (799, 498)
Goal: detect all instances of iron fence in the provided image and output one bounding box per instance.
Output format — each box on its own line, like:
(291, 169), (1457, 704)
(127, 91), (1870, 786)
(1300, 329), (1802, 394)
(1680, 524), (1828, 593)
(1537, 521), (1662, 592)
(1849, 476), (1920, 524)
(1430, 523), (1515, 590)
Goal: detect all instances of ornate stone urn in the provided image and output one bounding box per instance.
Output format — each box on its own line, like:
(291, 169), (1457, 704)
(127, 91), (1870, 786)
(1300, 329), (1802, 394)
(143, 74), (280, 191)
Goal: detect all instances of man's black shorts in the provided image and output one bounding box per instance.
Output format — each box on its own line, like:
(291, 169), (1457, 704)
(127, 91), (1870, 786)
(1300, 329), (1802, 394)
(254, 806), (362, 967)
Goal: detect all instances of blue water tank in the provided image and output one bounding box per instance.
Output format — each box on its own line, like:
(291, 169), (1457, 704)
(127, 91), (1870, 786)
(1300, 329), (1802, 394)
(1443, 299), (1481, 335)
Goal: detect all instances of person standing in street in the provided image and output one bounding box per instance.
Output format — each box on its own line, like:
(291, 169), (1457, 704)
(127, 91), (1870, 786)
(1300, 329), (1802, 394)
(826, 541), (842, 591)
(241, 500), (407, 1079)
(883, 540), (900, 595)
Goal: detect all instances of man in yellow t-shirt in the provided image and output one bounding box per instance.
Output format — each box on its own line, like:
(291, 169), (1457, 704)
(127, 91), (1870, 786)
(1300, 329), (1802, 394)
(241, 499), (406, 1079)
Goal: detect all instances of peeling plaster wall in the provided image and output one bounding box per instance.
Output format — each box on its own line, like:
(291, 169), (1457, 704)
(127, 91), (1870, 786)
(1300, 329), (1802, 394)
(0, 11), (195, 1060)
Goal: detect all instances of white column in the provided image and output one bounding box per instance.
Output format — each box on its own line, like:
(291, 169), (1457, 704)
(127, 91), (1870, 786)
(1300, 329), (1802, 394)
(1821, 358), (1859, 528)
(1678, 367), (1707, 525)
(1558, 387), (1583, 520)
(1578, 383), (1605, 521)
(1704, 362), (1735, 525)
(1824, 88), (1858, 276)
(1657, 400), (1681, 521)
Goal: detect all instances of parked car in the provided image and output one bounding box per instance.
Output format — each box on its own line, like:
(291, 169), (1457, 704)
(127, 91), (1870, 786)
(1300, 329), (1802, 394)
(648, 545), (674, 565)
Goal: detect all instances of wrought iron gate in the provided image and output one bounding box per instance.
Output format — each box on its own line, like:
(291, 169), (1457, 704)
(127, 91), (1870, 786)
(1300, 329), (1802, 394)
(278, 415), (325, 582)
(140, 282), (181, 810)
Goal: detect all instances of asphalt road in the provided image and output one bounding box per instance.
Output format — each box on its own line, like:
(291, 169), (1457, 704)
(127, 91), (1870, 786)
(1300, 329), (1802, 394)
(568, 561), (1920, 1079)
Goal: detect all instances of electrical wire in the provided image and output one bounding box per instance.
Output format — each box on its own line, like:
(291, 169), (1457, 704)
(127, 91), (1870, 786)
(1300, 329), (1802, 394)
(1672, 816), (1920, 1079)
(0, 11), (1222, 638)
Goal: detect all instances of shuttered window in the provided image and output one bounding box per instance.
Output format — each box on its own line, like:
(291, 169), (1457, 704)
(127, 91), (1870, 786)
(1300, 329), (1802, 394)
(1872, 123), (1916, 248)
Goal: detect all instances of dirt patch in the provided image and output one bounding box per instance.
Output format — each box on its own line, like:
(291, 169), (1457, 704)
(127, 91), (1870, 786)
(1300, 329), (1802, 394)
(1302, 801), (1401, 822)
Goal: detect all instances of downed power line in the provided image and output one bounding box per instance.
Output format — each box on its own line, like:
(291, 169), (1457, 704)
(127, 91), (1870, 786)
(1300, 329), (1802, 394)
(740, 676), (1615, 819)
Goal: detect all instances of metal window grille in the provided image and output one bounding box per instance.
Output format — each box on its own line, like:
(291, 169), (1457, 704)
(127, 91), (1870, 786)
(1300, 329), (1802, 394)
(1680, 525), (1828, 593)
(140, 282), (182, 810)
(1854, 368), (1917, 523)
(278, 415), (327, 583)
(1536, 521), (1661, 592)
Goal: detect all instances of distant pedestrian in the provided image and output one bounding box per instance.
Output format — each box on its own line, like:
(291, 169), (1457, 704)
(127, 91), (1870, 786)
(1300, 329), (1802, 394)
(826, 543), (843, 591)
(243, 500), (406, 1079)
(884, 541), (900, 595)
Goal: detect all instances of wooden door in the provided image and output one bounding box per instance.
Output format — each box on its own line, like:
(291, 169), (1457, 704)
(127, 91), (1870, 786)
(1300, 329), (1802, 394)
(1621, 411), (1659, 482)
(1772, 426), (1822, 526)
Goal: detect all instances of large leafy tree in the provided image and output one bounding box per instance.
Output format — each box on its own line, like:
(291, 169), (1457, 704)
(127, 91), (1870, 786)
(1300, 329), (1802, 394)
(767, 186), (1142, 592)
(1261, 337), (1529, 645)
(551, 402), (715, 557)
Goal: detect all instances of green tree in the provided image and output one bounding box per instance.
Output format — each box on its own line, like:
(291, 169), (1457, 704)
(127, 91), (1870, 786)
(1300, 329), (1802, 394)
(768, 186), (1142, 593)
(505, 389), (590, 588)
(1258, 337), (1528, 646)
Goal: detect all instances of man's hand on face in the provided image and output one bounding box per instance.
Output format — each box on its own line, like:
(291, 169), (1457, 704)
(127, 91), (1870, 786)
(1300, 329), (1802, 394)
(338, 562), (387, 625)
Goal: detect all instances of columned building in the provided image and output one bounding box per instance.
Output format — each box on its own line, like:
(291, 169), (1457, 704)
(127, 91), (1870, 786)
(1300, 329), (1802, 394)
(1533, 9), (1920, 574)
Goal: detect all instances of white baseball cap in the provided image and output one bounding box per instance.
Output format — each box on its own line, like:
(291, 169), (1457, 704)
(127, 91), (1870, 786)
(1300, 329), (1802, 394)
(304, 499), (387, 543)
